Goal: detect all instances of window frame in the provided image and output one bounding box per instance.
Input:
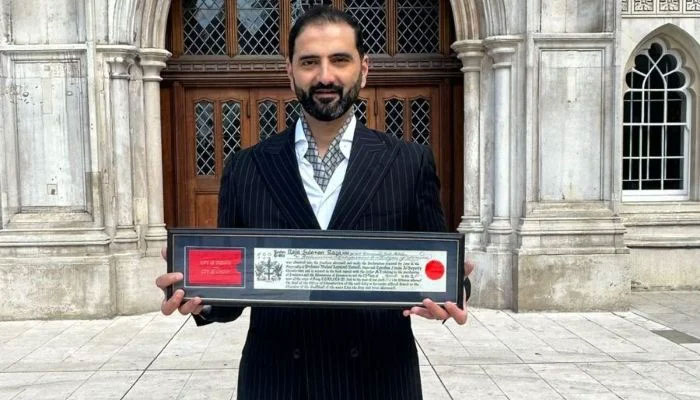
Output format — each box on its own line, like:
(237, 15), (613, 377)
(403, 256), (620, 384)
(622, 39), (694, 202)
(169, 0), (451, 59)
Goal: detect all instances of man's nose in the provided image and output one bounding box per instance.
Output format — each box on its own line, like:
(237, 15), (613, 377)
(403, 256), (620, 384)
(317, 60), (335, 85)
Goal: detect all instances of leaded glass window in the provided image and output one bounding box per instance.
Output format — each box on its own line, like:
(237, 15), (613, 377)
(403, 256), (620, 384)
(355, 99), (368, 126)
(195, 101), (216, 175)
(291, 0), (333, 23)
(345, 0), (387, 54)
(183, 0), (227, 55)
(397, 0), (439, 54)
(623, 41), (690, 197)
(411, 98), (431, 145)
(285, 99), (302, 128)
(237, 0), (280, 55)
(385, 98), (404, 139)
(176, 0), (446, 57)
(222, 101), (242, 161)
(259, 100), (278, 141)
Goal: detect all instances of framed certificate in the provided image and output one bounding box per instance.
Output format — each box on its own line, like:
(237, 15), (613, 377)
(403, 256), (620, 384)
(167, 229), (464, 308)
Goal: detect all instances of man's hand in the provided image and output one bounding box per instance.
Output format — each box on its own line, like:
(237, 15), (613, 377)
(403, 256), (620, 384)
(155, 246), (205, 316)
(402, 260), (475, 325)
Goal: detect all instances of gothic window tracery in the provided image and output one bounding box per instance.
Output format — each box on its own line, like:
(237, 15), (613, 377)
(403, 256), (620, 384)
(623, 41), (692, 199)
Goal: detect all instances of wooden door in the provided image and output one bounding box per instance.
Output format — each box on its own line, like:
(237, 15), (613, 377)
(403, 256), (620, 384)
(162, 0), (463, 229)
(180, 88), (251, 227)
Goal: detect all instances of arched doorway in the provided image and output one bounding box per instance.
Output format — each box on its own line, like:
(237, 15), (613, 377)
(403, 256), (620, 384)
(159, 0), (465, 230)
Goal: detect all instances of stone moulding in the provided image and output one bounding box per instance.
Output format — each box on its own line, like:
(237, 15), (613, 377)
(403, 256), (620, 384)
(621, 202), (700, 247)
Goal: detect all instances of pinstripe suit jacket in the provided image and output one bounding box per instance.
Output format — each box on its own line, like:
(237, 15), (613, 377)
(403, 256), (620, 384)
(197, 124), (447, 400)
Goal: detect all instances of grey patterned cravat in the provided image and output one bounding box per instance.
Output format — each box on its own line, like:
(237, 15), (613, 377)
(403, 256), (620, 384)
(302, 110), (354, 192)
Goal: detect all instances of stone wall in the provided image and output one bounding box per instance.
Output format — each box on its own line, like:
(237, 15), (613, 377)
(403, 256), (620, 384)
(619, 3), (700, 290)
(0, 0), (170, 320)
(457, 0), (631, 311)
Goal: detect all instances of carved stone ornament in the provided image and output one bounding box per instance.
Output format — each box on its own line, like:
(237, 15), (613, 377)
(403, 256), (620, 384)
(688, 0), (700, 11)
(659, 0), (681, 11)
(634, 0), (654, 11)
(622, 0), (700, 14)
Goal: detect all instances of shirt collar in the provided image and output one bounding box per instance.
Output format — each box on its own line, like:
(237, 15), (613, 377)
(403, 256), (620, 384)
(294, 111), (356, 160)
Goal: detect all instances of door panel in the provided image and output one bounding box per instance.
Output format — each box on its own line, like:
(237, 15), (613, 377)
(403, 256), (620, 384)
(251, 88), (300, 143)
(181, 88), (251, 227)
(376, 86), (447, 216)
(376, 87), (442, 160)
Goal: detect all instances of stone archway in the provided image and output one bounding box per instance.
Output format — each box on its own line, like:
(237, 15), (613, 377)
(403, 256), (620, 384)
(125, 0), (510, 210)
(120, 0), (508, 243)
(122, 0), (513, 310)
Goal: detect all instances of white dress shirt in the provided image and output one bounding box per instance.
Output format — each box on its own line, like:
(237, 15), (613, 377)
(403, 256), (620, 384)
(294, 116), (356, 230)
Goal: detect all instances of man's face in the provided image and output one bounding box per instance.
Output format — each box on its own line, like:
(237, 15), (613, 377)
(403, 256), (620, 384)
(287, 22), (369, 122)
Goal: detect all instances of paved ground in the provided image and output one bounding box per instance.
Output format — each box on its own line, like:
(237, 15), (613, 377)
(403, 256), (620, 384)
(1, 291), (699, 400)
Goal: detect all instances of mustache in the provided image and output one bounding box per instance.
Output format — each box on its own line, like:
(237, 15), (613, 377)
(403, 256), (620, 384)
(309, 83), (343, 97)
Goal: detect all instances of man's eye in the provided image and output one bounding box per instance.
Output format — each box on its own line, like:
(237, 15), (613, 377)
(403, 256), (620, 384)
(301, 60), (317, 66)
(333, 58), (350, 64)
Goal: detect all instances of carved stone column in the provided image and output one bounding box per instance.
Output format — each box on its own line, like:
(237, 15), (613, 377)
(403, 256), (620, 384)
(105, 49), (138, 247)
(452, 40), (485, 251)
(485, 37), (518, 251)
(140, 48), (171, 256)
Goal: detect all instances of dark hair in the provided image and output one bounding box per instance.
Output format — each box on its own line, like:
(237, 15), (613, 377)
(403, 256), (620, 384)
(287, 6), (366, 61)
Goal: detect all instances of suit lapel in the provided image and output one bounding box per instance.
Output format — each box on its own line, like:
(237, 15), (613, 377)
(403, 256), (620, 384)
(328, 125), (399, 230)
(252, 128), (320, 230)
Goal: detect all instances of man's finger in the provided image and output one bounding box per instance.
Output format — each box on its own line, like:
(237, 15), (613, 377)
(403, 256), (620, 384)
(155, 272), (183, 290)
(191, 304), (204, 315)
(409, 306), (436, 320)
(422, 299), (449, 320)
(161, 246), (168, 261)
(445, 301), (467, 325)
(161, 289), (184, 315)
(464, 260), (475, 276)
(178, 297), (203, 315)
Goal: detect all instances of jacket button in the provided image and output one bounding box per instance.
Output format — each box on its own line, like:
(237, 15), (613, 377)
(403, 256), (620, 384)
(292, 348), (301, 359)
(349, 347), (359, 358)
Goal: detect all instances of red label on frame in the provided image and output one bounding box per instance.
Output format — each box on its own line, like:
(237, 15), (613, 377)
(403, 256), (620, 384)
(424, 260), (445, 281)
(187, 248), (244, 286)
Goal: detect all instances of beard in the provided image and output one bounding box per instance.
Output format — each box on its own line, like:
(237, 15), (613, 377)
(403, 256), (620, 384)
(294, 74), (362, 122)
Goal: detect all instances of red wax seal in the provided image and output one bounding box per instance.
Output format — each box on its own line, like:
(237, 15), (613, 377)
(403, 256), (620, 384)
(188, 248), (244, 286)
(425, 260), (445, 280)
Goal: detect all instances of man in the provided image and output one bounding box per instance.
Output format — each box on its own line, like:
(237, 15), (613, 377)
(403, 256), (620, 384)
(156, 6), (473, 399)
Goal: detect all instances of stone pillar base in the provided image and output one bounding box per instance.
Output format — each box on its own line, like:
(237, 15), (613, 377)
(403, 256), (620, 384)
(115, 254), (165, 315)
(466, 250), (513, 309)
(514, 253), (631, 311)
(0, 256), (115, 320)
(514, 204), (631, 311)
(0, 252), (165, 320)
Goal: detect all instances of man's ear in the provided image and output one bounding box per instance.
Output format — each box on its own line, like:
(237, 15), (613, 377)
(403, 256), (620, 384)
(286, 58), (295, 93)
(360, 54), (369, 88)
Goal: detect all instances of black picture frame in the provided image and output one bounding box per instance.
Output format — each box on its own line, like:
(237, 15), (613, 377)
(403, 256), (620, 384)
(167, 228), (464, 309)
